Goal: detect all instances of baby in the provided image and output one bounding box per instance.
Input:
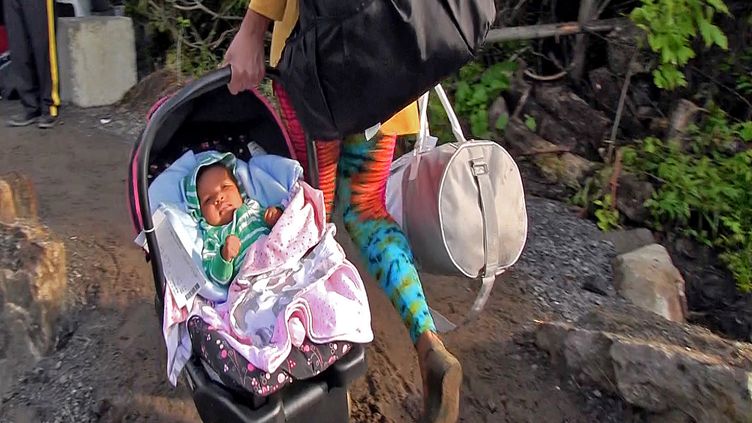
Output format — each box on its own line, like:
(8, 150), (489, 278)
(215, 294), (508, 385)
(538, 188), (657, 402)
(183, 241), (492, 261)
(183, 152), (282, 286)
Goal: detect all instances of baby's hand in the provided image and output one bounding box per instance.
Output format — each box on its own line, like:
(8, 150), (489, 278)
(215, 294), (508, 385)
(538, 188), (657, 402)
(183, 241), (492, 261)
(222, 235), (241, 261)
(264, 207), (283, 227)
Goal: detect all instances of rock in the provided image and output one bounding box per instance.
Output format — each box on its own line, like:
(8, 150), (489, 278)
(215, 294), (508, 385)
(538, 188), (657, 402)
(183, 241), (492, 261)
(605, 24), (652, 76)
(536, 152), (597, 190)
(520, 100), (597, 159)
(615, 173), (654, 224)
(613, 244), (687, 322)
(581, 274), (611, 296)
(588, 68), (621, 112)
(611, 341), (752, 418)
(646, 410), (693, 423)
(668, 99), (703, 142)
(487, 399), (498, 413)
(600, 228), (655, 255)
(587, 68), (647, 140)
(505, 120), (597, 190)
(488, 96), (509, 131)
(649, 117), (670, 138)
(535, 304), (752, 422)
(0, 179), (16, 223)
(57, 17), (137, 107)
(0, 173), (38, 224)
(630, 77), (656, 109)
(0, 177), (67, 397)
(533, 84), (611, 154)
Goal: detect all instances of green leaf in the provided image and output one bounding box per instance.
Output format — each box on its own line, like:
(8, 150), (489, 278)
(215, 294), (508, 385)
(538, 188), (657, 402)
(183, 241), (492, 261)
(458, 63), (484, 82)
(648, 34), (667, 52)
(621, 147), (638, 166)
(496, 60), (518, 73)
(470, 109), (489, 138)
(524, 115), (537, 132)
(470, 88), (489, 107)
(455, 81), (471, 101)
(698, 19), (728, 49)
(495, 113), (509, 131)
(675, 45), (696, 64)
(705, 0), (730, 15)
(738, 122), (752, 142)
(654, 65), (687, 90)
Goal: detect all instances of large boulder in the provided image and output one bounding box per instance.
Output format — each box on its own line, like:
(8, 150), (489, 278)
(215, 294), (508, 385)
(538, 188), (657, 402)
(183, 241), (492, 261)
(504, 119), (597, 190)
(615, 173), (654, 224)
(536, 304), (752, 422)
(587, 67), (647, 140)
(600, 228), (655, 256)
(614, 243), (687, 322)
(0, 174), (67, 396)
(532, 84), (611, 155)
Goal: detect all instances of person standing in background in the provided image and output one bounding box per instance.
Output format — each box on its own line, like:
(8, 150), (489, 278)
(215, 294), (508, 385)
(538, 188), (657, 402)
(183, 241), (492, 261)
(3, 0), (60, 128)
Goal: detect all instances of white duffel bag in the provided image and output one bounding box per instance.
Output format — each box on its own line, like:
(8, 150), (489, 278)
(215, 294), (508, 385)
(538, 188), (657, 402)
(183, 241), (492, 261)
(386, 84), (528, 331)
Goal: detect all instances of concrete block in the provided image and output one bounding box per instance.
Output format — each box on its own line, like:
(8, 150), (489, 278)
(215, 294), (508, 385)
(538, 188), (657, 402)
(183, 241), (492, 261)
(57, 17), (137, 107)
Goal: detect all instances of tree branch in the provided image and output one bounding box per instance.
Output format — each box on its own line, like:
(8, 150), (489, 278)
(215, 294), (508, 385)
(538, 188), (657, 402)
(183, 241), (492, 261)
(572, 0), (596, 81)
(173, 0), (242, 20)
(485, 18), (629, 44)
(606, 52), (637, 162)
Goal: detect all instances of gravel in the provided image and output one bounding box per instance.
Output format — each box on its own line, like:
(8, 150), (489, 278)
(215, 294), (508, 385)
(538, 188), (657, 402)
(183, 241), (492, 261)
(0, 335), (100, 423)
(514, 196), (624, 322)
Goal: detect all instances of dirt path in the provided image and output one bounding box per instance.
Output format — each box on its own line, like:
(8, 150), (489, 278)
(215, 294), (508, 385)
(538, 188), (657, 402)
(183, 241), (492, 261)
(0, 100), (633, 423)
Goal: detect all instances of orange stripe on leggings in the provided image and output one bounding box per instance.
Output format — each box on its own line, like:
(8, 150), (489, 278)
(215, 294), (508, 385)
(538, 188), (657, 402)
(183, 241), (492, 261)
(348, 134), (397, 221)
(315, 141), (341, 221)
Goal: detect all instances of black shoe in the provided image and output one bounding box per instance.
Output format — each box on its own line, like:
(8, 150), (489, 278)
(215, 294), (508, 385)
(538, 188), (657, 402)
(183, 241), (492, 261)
(7, 112), (40, 127)
(37, 114), (58, 129)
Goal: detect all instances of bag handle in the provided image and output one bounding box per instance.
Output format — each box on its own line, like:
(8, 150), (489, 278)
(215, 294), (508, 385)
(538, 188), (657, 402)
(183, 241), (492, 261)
(415, 84), (468, 154)
(416, 92), (431, 154)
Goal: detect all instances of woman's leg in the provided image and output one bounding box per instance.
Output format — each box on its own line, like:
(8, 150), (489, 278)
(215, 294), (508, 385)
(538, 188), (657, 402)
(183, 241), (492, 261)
(336, 133), (461, 422)
(273, 83), (460, 421)
(273, 82), (340, 218)
(273, 81), (310, 176)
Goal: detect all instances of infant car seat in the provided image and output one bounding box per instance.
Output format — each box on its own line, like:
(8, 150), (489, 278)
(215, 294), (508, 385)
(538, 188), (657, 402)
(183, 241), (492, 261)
(127, 66), (367, 423)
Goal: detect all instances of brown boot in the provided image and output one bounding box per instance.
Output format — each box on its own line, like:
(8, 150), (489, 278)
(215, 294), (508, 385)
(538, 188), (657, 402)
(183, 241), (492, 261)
(417, 331), (462, 423)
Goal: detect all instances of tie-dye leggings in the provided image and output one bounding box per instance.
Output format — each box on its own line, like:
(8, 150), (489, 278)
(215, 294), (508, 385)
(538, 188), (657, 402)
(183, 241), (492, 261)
(274, 83), (436, 343)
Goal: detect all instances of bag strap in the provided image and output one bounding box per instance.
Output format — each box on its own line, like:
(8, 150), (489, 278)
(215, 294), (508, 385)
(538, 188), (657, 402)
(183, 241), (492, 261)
(416, 92), (431, 151)
(411, 84), (467, 182)
(430, 150), (503, 333)
(467, 149), (501, 321)
(435, 84), (467, 144)
(415, 84), (467, 154)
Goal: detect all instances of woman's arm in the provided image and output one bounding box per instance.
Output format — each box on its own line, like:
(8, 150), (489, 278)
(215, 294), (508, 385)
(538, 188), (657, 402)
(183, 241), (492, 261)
(225, 6), (278, 94)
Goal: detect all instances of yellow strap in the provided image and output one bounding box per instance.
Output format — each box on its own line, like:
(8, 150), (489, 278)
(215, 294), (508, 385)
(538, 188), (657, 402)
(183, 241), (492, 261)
(46, 0), (60, 117)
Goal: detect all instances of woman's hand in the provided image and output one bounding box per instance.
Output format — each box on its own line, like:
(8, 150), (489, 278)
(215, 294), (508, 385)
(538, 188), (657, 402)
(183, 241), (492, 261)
(225, 9), (271, 94)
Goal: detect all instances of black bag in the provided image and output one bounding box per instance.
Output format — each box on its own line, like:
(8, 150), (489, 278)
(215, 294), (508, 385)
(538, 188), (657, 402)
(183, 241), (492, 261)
(277, 0), (496, 140)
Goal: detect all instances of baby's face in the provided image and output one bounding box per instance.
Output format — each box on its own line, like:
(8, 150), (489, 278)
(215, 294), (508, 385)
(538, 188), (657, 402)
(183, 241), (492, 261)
(197, 165), (243, 226)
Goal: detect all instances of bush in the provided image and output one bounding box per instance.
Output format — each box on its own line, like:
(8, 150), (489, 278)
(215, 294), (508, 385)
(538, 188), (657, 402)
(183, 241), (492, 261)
(126, 0), (247, 76)
(620, 106), (752, 292)
(630, 0), (730, 89)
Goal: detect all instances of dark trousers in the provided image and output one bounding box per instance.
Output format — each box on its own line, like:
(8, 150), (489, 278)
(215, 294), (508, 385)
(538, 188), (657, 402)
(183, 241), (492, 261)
(3, 0), (60, 117)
